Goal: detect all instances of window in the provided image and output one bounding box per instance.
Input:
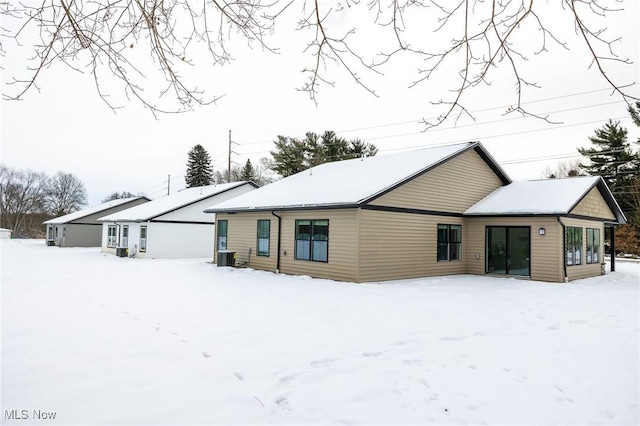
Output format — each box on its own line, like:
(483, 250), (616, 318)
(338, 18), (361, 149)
(139, 226), (147, 252)
(437, 224), (462, 261)
(257, 220), (270, 257)
(295, 220), (329, 262)
(122, 225), (129, 248)
(107, 225), (117, 248)
(586, 228), (601, 264)
(217, 220), (228, 251)
(566, 227), (583, 266)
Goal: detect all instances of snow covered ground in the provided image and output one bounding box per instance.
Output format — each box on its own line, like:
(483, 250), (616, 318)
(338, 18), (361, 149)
(2, 239), (639, 425)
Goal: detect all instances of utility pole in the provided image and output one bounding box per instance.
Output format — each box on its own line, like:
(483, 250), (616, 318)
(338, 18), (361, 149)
(228, 130), (232, 183)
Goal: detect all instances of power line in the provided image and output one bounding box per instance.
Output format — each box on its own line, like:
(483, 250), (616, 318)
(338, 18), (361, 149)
(234, 85), (638, 147)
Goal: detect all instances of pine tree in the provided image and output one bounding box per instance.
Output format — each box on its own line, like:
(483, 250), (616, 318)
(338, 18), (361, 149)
(240, 159), (256, 182)
(268, 131), (377, 177)
(185, 144), (213, 187)
(578, 120), (638, 214)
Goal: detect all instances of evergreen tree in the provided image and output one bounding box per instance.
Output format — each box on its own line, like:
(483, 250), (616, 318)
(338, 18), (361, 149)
(240, 159), (256, 182)
(268, 131), (377, 177)
(185, 144), (213, 187)
(578, 120), (638, 214)
(269, 136), (307, 177)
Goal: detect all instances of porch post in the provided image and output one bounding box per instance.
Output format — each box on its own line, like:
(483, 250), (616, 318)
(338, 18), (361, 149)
(610, 225), (616, 272)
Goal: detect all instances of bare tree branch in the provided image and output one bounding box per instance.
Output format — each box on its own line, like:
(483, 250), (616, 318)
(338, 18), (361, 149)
(1, 0), (637, 124)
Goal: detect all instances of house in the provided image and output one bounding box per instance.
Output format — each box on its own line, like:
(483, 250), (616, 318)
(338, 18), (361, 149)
(43, 197), (150, 247)
(204, 141), (626, 283)
(98, 182), (258, 258)
(0, 228), (12, 239)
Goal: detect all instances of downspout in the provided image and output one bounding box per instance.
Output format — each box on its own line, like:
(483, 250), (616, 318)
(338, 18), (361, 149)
(271, 211), (282, 274)
(610, 225), (616, 272)
(557, 217), (568, 282)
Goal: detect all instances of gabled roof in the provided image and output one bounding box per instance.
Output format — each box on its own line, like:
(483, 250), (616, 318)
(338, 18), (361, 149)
(205, 142), (511, 213)
(99, 182), (256, 222)
(464, 176), (626, 223)
(43, 197), (149, 225)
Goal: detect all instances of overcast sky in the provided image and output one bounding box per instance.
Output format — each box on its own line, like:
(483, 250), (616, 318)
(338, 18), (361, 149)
(2, 1), (639, 206)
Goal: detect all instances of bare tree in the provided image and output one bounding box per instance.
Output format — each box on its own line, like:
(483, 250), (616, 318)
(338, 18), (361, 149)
(214, 160), (273, 186)
(44, 171), (88, 216)
(0, 165), (48, 236)
(2, 1), (637, 125)
(543, 159), (587, 179)
(102, 191), (141, 203)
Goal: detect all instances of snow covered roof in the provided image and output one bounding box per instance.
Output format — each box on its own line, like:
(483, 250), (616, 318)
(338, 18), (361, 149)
(99, 182), (254, 222)
(43, 197), (148, 225)
(465, 176), (626, 223)
(205, 142), (510, 213)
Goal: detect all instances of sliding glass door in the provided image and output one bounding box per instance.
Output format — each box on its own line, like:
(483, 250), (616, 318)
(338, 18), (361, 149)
(486, 227), (530, 276)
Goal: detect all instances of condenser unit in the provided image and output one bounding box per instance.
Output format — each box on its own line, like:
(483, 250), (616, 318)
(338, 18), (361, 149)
(217, 251), (236, 267)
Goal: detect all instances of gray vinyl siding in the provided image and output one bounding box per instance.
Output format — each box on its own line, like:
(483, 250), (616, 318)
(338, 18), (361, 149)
(368, 149), (504, 213)
(62, 224), (103, 247)
(465, 217), (563, 283)
(60, 198), (149, 248)
(561, 217), (605, 281)
(357, 209), (465, 282)
(71, 198), (149, 225)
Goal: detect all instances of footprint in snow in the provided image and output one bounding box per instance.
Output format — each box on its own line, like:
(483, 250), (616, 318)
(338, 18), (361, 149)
(234, 372), (245, 381)
(362, 351), (384, 357)
(310, 358), (338, 368)
(440, 336), (467, 341)
(202, 352), (211, 358)
(274, 395), (292, 413)
(279, 372), (303, 384)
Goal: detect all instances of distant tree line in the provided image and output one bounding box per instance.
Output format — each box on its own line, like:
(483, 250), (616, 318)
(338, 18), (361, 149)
(184, 131), (374, 189)
(102, 191), (144, 203)
(0, 166), (88, 237)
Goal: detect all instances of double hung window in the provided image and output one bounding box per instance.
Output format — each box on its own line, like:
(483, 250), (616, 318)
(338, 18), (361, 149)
(586, 228), (600, 264)
(122, 225), (129, 248)
(139, 226), (147, 252)
(566, 227), (583, 266)
(437, 224), (462, 261)
(107, 225), (117, 248)
(217, 220), (228, 251)
(257, 220), (270, 256)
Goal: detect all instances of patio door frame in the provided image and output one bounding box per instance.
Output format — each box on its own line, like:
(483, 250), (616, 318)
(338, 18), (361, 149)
(485, 226), (531, 276)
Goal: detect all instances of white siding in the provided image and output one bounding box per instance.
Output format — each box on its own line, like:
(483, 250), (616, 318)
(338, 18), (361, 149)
(145, 222), (214, 258)
(101, 221), (214, 258)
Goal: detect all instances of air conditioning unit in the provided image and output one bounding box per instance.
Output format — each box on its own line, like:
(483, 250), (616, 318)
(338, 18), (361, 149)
(116, 247), (128, 257)
(217, 251), (236, 267)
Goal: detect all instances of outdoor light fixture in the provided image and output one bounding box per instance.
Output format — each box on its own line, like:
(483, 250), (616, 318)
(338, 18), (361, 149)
(539, 228), (546, 236)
